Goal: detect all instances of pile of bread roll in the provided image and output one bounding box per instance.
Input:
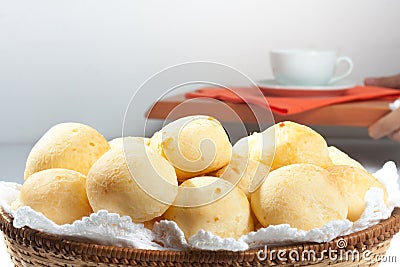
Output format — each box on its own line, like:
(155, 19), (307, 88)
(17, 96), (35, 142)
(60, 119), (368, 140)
(13, 116), (387, 242)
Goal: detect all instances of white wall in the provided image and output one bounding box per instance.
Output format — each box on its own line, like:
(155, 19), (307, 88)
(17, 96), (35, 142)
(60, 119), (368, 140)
(1, 0), (400, 144)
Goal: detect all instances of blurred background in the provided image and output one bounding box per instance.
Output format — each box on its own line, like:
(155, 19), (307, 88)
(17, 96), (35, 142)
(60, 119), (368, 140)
(1, 0), (400, 181)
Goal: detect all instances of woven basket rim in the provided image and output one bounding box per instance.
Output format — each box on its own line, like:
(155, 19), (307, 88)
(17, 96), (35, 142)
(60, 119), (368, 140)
(1, 207), (400, 258)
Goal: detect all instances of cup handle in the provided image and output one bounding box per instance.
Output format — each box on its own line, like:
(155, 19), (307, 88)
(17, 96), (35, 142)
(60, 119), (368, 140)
(328, 56), (354, 84)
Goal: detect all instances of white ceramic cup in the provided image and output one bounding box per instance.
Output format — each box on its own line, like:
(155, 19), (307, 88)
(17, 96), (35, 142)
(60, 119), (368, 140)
(270, 49), (353, 86)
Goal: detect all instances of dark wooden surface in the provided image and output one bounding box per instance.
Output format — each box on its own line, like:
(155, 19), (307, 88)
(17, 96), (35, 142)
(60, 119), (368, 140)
(146, 94), (392, 126)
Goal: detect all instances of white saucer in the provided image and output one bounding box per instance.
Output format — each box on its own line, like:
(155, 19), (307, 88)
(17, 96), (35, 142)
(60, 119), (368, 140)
(257, 79), (357, 97)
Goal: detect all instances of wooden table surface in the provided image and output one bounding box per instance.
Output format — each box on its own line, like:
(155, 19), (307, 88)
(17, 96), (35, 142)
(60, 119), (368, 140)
(146, 94), (392, 127)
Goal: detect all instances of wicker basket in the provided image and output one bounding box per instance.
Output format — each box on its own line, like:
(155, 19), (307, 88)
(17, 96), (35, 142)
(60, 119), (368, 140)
(1, 207), (399, 267)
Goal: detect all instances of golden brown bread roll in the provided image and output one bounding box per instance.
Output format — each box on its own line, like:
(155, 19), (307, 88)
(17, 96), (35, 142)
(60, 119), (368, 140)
(210, 130), (273, 198)
(86, 137), (178, 222)
(327, 165), (386, 221)
(328, 146), (365, 170)
(16, 168), (92, 225)
(164, 176), (253, 239)
(270, 121), (332, 170)
(211, 156), (269, 199)
(150, 116), (232, 182)
(230, 122), (332, 171)
(149, 131), (165, 157)
(143, 216), (162, 230)
(213, 121), (331, 197)
(109, 136), (150, 149)
(24, 122), (110, 179)
(251, 164), (347, 230)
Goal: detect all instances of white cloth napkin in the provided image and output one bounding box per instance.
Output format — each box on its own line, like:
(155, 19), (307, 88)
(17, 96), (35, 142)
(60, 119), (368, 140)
(389, 98), (400, 110)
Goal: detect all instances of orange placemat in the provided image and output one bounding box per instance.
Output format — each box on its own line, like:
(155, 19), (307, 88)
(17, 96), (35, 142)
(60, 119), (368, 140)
(185, 86), (400, 115)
